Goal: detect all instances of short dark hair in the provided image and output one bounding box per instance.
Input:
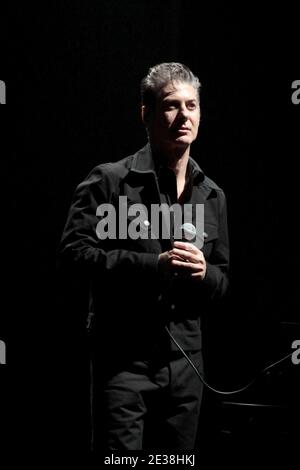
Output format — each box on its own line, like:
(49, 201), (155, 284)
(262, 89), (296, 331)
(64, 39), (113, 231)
(141, 62), (201, 111)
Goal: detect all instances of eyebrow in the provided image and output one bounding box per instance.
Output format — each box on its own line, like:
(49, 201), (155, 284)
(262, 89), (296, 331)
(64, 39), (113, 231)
(162, 97), (197, 103)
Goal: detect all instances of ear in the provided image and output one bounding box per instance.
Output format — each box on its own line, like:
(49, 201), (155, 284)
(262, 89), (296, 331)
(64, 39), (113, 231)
(141, 105), (151, 126)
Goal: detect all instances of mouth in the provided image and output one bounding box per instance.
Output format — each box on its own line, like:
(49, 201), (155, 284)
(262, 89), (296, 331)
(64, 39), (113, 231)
(176, 126), (190, 133)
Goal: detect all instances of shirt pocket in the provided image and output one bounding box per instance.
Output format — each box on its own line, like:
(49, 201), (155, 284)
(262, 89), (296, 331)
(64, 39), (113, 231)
(125, 212), (161, 253)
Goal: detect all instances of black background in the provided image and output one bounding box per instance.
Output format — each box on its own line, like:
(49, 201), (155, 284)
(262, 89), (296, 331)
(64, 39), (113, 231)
(1, 0), (300, 462)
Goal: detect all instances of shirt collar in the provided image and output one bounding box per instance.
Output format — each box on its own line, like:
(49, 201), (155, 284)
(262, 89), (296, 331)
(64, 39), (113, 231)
(129, 143), (205, 184)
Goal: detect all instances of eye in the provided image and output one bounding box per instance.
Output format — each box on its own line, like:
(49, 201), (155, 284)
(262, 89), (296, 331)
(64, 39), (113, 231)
(162, 99), (180, 111)
(187, 101), (197, 110)
(162, 101), (178, 111)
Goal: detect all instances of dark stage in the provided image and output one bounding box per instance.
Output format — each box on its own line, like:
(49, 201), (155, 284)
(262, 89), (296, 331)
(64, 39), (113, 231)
(1, 1), (299, 463)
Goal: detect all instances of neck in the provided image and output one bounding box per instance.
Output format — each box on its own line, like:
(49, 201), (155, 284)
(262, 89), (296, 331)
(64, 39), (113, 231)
(151, 143), (190, 181)
(169, 151), (189, 182)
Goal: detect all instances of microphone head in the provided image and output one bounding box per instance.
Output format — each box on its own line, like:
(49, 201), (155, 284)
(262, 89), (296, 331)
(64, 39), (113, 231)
(180, 222), (197, 242)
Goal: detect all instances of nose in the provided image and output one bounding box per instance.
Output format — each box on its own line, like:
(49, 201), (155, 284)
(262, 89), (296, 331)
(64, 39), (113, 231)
(178, 104), (189, 120)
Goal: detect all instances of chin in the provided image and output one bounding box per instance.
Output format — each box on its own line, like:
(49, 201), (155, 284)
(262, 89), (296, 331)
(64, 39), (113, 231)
(173, 138), (192, 147)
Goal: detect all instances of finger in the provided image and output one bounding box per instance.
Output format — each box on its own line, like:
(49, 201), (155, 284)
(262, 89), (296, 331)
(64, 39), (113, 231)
(172, 249), (205, 265)
(173, 241), (198, 252)
(191, 271), (206, 278)
(174, 263), (206, 280)
(171, 253), (186, 261)
(171, 248), (198, 262)
(172, 260), (205, 272)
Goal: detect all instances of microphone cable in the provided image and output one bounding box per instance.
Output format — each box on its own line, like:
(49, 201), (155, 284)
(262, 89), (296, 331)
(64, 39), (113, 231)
(165, 325), (295, 395)
(160, 203), (294, 395)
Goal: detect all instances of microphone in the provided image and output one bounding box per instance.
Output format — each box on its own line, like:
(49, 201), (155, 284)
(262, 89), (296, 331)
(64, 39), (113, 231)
(168, 223), (198, 284)
(174, 223), (206, 249)
(180, 222), (197, 243)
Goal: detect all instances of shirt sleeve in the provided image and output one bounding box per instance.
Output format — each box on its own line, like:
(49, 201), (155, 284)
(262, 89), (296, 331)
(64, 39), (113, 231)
(201, 190), (230, 300)
(57, 167), (159, 278)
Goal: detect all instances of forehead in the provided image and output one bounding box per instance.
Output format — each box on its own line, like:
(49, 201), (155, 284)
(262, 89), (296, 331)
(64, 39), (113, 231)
(157, 81), (199, 102)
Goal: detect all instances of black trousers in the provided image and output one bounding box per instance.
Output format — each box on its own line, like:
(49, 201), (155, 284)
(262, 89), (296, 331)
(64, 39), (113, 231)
(91, 349), (204, 451)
